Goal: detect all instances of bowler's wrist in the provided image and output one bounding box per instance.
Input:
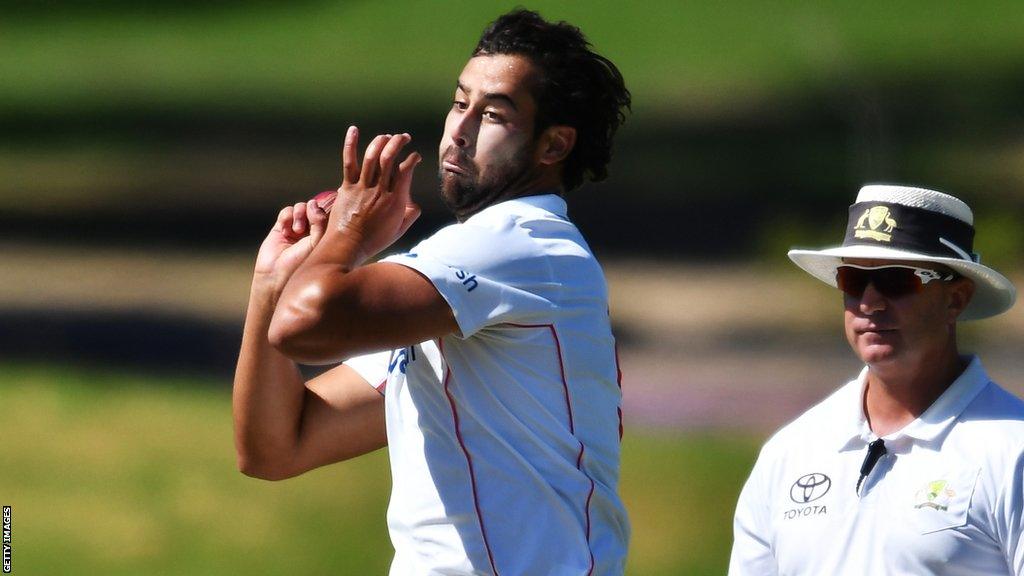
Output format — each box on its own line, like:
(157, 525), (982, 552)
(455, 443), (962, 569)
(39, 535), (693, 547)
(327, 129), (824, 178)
(249, 275), (284, 310)
(311, 227), (371, 269)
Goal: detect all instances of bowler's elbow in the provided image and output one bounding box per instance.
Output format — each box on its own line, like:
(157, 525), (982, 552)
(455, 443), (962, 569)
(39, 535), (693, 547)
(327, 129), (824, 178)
(233, 423), (304, 481)
(236, 451), (297, 482)
(267, 307), (316, 359)
(268, 281), (341, 363)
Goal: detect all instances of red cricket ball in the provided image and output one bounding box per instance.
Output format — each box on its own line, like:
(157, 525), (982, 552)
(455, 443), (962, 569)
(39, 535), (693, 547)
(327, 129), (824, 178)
(313, 190), (337, 213)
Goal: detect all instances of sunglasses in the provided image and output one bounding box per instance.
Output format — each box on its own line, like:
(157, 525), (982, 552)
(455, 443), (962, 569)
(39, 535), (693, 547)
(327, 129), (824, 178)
(835, 264), (957, 299)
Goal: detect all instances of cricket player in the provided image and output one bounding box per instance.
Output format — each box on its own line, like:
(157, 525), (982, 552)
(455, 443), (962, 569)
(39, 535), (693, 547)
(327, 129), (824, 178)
(233, 9), (631, 575)
(729, 184), (1023, 575)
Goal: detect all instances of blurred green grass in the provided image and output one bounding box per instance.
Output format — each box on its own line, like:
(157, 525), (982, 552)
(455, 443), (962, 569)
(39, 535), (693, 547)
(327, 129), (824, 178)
(5, 0), (1024, 116)
(0, 363), (759, 575)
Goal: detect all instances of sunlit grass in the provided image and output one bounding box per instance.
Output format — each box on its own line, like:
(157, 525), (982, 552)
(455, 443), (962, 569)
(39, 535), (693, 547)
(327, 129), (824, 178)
(621, 432), (757, 575)
(1, 364), (393, 575)
(0, 362), (759, 575)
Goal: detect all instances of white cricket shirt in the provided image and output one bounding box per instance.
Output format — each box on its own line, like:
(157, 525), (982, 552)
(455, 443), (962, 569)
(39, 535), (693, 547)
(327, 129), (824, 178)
(346, 194), (629, 575)
(729, 356), (1024, 576)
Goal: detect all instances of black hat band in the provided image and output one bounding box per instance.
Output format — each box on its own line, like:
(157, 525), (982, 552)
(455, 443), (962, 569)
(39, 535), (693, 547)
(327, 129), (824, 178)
(843, 202), (977, 262)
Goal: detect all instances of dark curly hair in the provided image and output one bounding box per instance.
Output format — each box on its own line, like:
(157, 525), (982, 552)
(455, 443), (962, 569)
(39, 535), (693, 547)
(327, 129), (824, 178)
(473, 9), (631, 191)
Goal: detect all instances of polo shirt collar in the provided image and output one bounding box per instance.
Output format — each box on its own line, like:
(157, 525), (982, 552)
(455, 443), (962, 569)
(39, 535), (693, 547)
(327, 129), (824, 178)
(834, 355), (989, 452)
(897, 356), (988, 443)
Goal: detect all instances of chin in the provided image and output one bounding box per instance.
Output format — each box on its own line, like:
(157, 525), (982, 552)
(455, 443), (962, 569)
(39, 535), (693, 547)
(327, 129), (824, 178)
(856, 343), (900, 366)
(439, 178), (465, 208)
(439, 182), (457, 204)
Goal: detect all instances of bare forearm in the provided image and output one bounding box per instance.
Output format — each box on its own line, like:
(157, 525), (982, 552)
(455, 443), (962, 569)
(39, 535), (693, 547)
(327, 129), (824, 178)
(232, 280), (307, 476)
(271, 266), (456, 366)
(269, 230), (365, 362)
(234, 178), (402, 480)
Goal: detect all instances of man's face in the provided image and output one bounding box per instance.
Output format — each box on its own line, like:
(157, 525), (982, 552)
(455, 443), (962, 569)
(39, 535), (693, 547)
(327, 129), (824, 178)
(439, 54), (542, 219)
(842, 258), (968, 368)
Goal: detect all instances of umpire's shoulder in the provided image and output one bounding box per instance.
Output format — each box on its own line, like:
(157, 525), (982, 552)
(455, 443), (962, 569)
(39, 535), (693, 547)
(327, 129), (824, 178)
(759, 377), (861, 458)
(958, 379), (1024, 450)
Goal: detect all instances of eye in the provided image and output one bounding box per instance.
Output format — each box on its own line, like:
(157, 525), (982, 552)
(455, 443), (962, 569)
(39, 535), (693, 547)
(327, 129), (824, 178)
(483, 110), (505, 122)
(452, 100), (468, 111)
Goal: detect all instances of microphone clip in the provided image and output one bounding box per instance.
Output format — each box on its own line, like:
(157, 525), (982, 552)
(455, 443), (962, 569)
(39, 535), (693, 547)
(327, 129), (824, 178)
(855, 438), (887, 495)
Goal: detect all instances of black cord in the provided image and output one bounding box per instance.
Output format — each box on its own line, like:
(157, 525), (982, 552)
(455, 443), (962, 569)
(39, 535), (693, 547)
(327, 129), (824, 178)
(855, 439), (887, 495)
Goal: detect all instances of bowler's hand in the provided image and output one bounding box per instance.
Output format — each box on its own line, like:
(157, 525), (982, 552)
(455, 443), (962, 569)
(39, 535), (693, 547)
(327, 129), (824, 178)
(325, 126), (422, 264)
(267, 127), (454, 363)
(253, 197), (329, 292)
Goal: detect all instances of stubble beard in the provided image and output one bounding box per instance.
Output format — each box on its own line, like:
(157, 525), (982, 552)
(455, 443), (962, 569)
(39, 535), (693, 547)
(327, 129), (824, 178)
(439, 143), (539, 222)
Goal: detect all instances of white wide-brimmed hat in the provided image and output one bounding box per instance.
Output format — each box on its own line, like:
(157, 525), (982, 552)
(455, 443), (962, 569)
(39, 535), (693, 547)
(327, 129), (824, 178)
(788, 184), (1016, 320)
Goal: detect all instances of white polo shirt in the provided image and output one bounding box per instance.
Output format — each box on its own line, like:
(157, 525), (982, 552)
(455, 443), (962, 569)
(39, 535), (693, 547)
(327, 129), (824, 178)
(346, 194), (629, 575)
(729, 356), (1024, 576)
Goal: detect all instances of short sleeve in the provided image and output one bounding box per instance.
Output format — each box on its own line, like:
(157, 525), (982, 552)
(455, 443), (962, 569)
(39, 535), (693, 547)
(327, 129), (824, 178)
(729, 450), (779, 576)
(382, 224), (554, 338)
(344, 350), (392, 393)
(995, 449), (1024, 574)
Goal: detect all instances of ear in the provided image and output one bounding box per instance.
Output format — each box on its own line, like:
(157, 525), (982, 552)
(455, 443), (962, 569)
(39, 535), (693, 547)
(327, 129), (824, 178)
(946, 277), (975, 323)
(536, 125), (576, 166)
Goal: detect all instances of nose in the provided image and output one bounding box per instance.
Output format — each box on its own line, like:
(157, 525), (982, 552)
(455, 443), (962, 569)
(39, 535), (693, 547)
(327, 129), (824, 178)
(446, 110), (476, 151)
(451, 118), (471, 150)
(857, 282), (887, 315)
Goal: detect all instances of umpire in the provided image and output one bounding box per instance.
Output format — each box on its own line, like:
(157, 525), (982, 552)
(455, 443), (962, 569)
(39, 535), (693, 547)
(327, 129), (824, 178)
(730, 184), (1023, 575)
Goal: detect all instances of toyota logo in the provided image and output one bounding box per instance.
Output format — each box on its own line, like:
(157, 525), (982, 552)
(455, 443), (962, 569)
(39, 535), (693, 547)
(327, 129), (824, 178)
(790, 473), (831, 503)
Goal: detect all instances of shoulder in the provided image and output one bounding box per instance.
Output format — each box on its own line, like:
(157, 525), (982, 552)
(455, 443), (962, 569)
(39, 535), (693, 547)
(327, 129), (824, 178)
(407, 195), (595, 277)
(416, 218), (536, 258)
(740, 379), (859, 503)
(956, 380), (1024, 455)
(965, 379), (1024, 421)
(759, 379), (859, 459)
